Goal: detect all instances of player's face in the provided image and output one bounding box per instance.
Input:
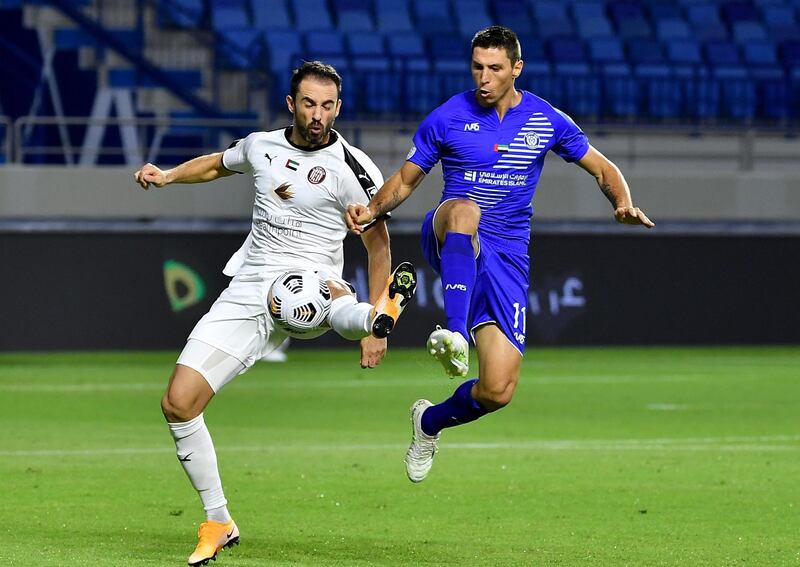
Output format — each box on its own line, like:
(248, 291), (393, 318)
(471, 47), (523, 107)
(287, 78), (341, 147)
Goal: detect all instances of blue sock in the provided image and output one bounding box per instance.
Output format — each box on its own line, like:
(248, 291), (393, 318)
(421, 378), (488, 436)
(439, 232), (476, 342)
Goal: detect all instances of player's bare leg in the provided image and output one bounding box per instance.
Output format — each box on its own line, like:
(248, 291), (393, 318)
(162, 364), (239, 566)
(407, 324), (522, 482)
(327, 263), (416, 341)
(428, 199), (480, 376)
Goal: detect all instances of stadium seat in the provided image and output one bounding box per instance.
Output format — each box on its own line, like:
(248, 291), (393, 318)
(493, 1), (535, 36)
(571, 1), (606, 20)
(556, 63), (601, 118)
(779, 40), (800, 66)
(600, 63), (639, 118)
(627, 38), (664, 64)
(636, 64), (682, 118)
(530, 0), (568, 22)
(211, 4), (250, 30)
(455, 0), (494, 37)
(714, 66), (756, 120)
(304, 30), (346, 57)
(721, 2), (760, 24)
(388, 33), (425, 58)
(157, 0), (205, 29)
(535, 18), (576, 39)
(289, 0), (334, 31)
(264, 30), (302, 71)
(251, 0), (292, 31)
(547, 38), (587, 63)
(732, 21), (768, 43)
(666, 39), (703, 66)
(657, 19), (692, 41)
(347, 32), (385, 58)
(375, 0), (414, 32)
(683, 73), (721, 120)
(648, 3), (683, 21)
(589, 37), (626, 64)
(338, 11), (374, 32)
(412, 0), (455, 36)
(576, 16), (615, 39)
(217, 28), (262, 68)
(704, 40), (741, 67)
(517, 61), (561, 106)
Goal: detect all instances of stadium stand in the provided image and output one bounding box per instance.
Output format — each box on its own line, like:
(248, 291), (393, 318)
(1, 0), (799, 164)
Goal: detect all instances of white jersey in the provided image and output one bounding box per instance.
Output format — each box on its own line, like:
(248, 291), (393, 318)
(221, 127), (383, 278)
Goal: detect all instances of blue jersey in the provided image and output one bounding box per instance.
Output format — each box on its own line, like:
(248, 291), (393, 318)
(408, 90), (590, 243)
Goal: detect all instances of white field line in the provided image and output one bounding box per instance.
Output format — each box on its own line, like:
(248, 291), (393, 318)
(2, 435), (798, 458)
(0, 375), (701, 393)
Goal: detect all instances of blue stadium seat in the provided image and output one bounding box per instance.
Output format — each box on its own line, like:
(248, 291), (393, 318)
(732, 21), (768, 43)
(608, 1), (646, 22)
(721, 1), (760, 24)
(251, 0), (291, 31)
(547, 38), (587, 63)
(714, 66), (756, 119)
(571, 1), (606, 19)
(264, 30), (301, 71)
(627, 38), (664, 64)
(338, 11), (374, 32)
(704, 40), (741, 67)
(304, 30), (345, 57)
(492, 0), (535, 36)
(359, 68), (400, 114)
(430, 35), (465, 61)
(404, 71), (440, 114)
(518, 61), (561, 106)
(600, 63), (638, 118)
(412, 0), (456, 36)
(576, 16), (615, 39)
(687, 5), (722, 25)
(648, 3), (683, 21)
(666, 39), (703, 65)
(211, 4), (250, 30)
(535, 18), (576, 39)
(636, 64), (682, 118)
(557, 63), (600, 118)
(589, 37), (626, 63)
(388, 33), (425, 58)
(158, 0), (205, 29)
(375, 0), (414, 32)
(780, 40), (800, 66)
(657, 19), (691, 41)
(347, 32), (384, 57)
(456, 0), (494, 37)
(518, 36), (545, 62)
(290, 0), (334, 31)
(218, 28), (262, 68)
(683, 73), (721, 120)
(616, 17), (652, 39)
(531, 0), (568, 22)
(744, 41), (779, 66)
(761, 6), (800, 41)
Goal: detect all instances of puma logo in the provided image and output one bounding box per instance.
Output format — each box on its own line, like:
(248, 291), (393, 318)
(274, 182), (294, 200)
(265, 153), (276, 165)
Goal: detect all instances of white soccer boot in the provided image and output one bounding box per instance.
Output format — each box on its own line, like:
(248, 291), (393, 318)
(427, 326), (469, 378)
(405, 399), (440, 483)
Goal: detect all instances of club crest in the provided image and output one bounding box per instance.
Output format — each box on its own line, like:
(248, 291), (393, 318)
(524, 132), (541, 149)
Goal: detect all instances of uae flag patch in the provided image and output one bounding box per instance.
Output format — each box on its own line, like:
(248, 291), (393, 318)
(493, 144), (509, 152)
(285, 159), (300, 171)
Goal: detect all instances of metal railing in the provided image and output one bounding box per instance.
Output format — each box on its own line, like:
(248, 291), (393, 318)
(2, 115), (799, 171)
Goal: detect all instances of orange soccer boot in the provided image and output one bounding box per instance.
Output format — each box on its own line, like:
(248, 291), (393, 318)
(187, 519), (239, 566)
(370, 261), (417, 338)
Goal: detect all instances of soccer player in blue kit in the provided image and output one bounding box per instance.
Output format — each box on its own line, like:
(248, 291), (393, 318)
(347, 26), (654, 482)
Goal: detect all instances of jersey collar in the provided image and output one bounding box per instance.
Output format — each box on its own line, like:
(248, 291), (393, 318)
(284, 127), (339, 152)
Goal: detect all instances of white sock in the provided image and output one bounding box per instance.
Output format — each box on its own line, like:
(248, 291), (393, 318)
(328, 295), (372, 340)
(168, 413), (232, 523)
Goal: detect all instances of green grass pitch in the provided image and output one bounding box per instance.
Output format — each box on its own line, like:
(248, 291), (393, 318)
(1, 347), (798, 566)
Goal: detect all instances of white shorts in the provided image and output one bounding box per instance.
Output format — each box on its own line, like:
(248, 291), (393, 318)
(177, 268), (349, 392)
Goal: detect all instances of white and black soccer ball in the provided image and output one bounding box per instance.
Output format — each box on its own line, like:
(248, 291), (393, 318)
(267, 269), (332, 339)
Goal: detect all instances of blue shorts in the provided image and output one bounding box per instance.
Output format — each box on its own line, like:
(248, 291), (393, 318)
(421, 206), (530, 355)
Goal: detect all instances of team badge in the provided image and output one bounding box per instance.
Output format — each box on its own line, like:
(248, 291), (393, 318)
(286, 159), (300, 171)
(524, 132), (541, 149)
(307, 166), (326, 184)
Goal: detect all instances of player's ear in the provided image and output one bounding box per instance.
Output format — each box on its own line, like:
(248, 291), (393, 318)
(334, 98), (342, 118)
(286, 95), (295, 114)
(512, 59), (523, 79)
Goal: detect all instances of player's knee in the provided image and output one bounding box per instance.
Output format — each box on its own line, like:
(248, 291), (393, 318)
(474, 379), (516, 411)
(161, 391), (200, 423)
(440, 199), (481, 233)
(327, 279), (354, 300)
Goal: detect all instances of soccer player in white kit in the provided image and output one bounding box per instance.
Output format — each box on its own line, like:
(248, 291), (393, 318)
(133, 62), (415, 566)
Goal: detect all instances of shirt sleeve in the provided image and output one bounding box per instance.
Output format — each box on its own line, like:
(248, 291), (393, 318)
(550, 108), (590, 163)
(338, 144), (385, 209)
(221, 134), (253, 174)
(407, 106), (447, 174)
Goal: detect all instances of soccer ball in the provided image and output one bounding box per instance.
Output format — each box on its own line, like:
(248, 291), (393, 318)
(267, 269), (332, 339)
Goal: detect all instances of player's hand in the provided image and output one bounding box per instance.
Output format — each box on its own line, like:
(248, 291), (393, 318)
(615, 206), (655, 228)
(359, 335), (387, 369)
(345, 204), (375, 235)
(134, 163), (168, 190)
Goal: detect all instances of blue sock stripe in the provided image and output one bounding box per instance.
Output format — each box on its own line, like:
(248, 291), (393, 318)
(421, 378), (488, 436)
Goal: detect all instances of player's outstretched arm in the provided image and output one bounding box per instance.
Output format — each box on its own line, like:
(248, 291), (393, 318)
(577, 145), (655, 228)
(358, 219), (392, 368)
(133, 152), (233, 190)
(346, 161), (426, 234)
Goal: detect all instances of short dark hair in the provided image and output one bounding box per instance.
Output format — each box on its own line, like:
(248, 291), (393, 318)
(471, 26), (522, 64)
(290, 61), (342, 100)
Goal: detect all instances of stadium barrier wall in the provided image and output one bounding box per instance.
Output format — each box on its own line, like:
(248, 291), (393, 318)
(1, 231), (798, 351)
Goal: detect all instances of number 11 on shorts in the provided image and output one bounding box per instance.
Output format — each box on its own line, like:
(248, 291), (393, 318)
(513, 302), (526, 333)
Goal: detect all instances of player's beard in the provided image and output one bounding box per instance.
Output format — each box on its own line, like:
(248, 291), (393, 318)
(295, 116), (334, 147)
